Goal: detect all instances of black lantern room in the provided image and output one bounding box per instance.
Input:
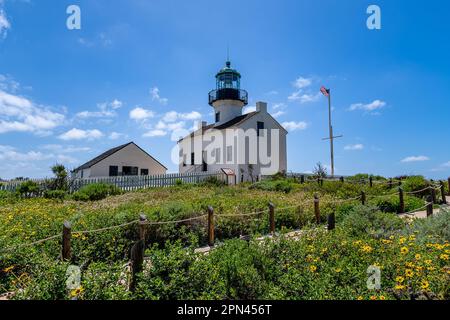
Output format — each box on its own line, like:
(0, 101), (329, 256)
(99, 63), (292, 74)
(208, 61), (248, 106)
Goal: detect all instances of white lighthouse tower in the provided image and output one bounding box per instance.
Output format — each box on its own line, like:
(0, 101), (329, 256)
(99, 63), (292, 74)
(208, 60), (248, 126)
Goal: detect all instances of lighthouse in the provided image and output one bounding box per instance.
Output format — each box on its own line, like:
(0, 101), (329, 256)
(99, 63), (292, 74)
(208, 61), (248, 126)
(178, 59), (287, 180)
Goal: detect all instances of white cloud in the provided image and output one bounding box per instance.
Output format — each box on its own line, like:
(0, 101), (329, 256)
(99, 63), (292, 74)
(0, 74), (20, 92)
(143, 129), (167, 138)
(293, 77), (312, 89)
(58, 128), (103, 141)
(0, 145), (52, 162)
(129, 107), (155, 121)
(109, 132), (126, 140)
(272, 111), (285, 118)
(243, 106), (256, 114)
(40, 144), (90, 153)
(349, 100), (386, 112)
(0, 90), (65, 134)
(150, 87), (168, 105)
(76, 100), (122, 119)
(162, 111), (202, 122)
(442, 161), (450, 168)
(110, 99), (123, 109)
(282, 121), (308, 131)
(401, 156), (430, 163)
(0, 8), (10, 39)
(272, 103), (286, 110)
(344, 144), (364, 151)
(288, 91), (321, 103)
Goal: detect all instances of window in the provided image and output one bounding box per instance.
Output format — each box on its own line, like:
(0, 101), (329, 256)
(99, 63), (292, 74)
(215, 112), (221, 123)
(140, 169), (149, 176)
(191, 152), (195, 165)
(227, 146), (233, 162)
(215, 148), (221, 164)
(257, 121), (265, 137)
(122, 166), (138, 176)
(109, 166), (119, 177)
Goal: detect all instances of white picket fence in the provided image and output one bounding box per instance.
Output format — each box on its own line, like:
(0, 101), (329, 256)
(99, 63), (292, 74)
(0, 171), (227, 194)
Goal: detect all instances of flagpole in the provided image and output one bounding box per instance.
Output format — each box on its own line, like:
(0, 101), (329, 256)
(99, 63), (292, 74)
(328, 90), (334, 177)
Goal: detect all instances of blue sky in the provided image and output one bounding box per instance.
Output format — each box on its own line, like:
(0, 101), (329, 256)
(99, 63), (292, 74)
(0, 0), (449, 179)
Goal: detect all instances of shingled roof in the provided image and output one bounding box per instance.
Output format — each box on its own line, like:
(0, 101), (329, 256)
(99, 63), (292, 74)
(73, 142), (167, 172)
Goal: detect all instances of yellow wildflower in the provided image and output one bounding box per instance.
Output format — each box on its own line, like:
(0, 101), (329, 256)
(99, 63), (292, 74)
(2, 266), (14, 273)
(309, 265), (317, 273)
(395, 276), (405, 283)
(405, 269), (414, 278)
(395, 285), (406, 290)
(424, 259), (432, 265)
(420, 280), (429, 290)
(379, 295), (386, 300)
(361, 245), (373, 253)
(357, 296), (364, 300)
(70, 286), (84, 298)
(401, 247), (409, 254)
(440, 254), (448, 261)
(370, 296), (377, 300)
(415, 254), (421, 260)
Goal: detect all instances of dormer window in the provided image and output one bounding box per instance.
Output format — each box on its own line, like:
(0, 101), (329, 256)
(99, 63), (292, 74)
(215, 112), (221, 123)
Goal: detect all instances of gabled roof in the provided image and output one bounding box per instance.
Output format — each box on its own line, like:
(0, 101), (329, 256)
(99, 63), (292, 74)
(73, 142), (167, 172)
(178, 112), (258, 142)
(178, 110), (287, 142)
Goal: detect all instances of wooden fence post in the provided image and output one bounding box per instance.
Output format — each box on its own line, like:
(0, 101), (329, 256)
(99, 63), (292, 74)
(440, 181), (447, 205)
(129, 214), (148, 292)
(300, 175), (305, 184)
(430, 185), (437, 204)
(398, 188), (405, 214)
(388, 178), (393, 189)
(361, 191), (366, 205)
(208, 206), (215, 247)
(426, 196), (433, 217)
(139, 214), (147, 244)
(314, 194), (320, 224)
(268, 203), (275, 235)
(369, 176), (373, 188)
(340, 176), (344, 183)
(62, 221), (72, 261)
(129, 240), (144, 292)
(327, 212), (335, 231)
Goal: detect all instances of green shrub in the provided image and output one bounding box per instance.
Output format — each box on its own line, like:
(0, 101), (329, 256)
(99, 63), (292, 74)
(401, 176), (429, 197)
(199, 176), (226, 187)
(371, 194), (424, 214)
(16, 180), (40, 197)
(341, 205), (404, 238)
(72, 183), (122, 201)
(43, 190), (67, 200)
(404, 207), (450, 243)
(250, 179), (294, 193)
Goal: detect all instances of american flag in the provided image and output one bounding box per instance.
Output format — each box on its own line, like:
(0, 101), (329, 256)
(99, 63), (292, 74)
(320, 86), (330, 97)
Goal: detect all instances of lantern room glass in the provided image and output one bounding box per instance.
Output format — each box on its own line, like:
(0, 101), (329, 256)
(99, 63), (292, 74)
(216, 73), (240, 90)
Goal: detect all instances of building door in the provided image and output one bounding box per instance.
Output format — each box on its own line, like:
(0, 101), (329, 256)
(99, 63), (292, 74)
(202, 151), (208, 172)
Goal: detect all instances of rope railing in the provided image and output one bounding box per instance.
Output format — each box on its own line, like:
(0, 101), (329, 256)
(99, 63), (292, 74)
(404, 186), (432, 195)
(400, 203), (433, 217)
(1, 184), (444, 256)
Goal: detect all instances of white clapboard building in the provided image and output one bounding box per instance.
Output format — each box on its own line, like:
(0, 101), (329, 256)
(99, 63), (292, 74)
(178, 60), (287, 182)
(72, 142), (167, 179)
